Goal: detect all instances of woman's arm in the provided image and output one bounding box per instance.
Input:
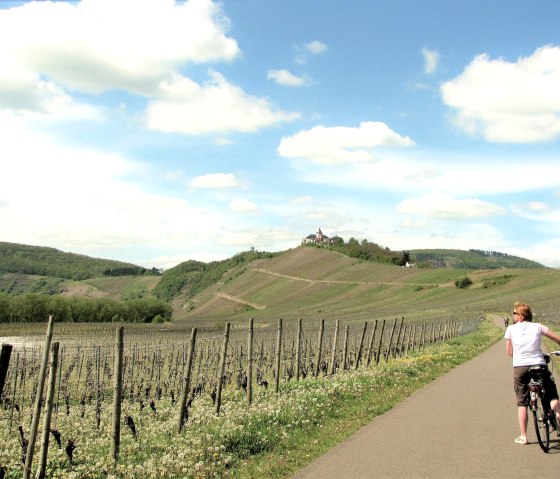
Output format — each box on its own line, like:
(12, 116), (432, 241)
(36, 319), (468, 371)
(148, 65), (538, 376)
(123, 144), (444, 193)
(506, 338), (513, 356)
(544, 328), (560, 346)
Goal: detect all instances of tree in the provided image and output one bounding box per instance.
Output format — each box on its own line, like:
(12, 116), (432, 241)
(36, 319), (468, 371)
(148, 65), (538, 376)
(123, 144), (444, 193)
(400, 251), (411, 267)
(455, 276), (473, 289)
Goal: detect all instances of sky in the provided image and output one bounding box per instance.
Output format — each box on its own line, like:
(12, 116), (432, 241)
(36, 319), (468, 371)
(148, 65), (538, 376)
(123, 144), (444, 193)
(1, 0), (560, 270)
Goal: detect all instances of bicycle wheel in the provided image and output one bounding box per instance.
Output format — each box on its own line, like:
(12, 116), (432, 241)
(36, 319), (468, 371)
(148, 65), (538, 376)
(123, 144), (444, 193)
(532, 395), (550, 452)
(550, 411), (560, 437)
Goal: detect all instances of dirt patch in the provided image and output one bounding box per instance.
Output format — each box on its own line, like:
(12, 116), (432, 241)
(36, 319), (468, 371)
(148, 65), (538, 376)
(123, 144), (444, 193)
(60, 283), (110, 298)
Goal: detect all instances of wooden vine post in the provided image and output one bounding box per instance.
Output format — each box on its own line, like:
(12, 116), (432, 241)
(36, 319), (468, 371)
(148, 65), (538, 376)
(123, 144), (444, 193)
(112, 326), (124, 463)
(354, 322), (368, 370)
(365, 320), (378, 367)
(0, 343), (13, 400)
(9, 352), (19, 433)
(314, 319), (325, 378)
(24, 315), (54, 479)
(329, 319), (340, 376)
(412, 324), (418, 351)
(394, 317), (404, 358)
(342, 325), (349, 371)
(274, 319), (282, 394)
(404, 325), (412, 355)
(296, 318), (302, 381)
(385, 318), (398, 362)
(215, 322), (230, 415)
(375, 320), (386, 365)
(178, 328), (197, 432)
(36, 342), (60, 479)
(247, 319), (254, 405)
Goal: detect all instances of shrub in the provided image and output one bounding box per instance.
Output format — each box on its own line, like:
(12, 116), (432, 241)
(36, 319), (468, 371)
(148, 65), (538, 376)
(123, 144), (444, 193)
(455, 276), (473, 289)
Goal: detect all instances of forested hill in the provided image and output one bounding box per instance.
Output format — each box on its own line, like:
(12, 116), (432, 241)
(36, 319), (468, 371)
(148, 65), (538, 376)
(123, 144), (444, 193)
(0, 241), (159, 280)
(410, 248), (545, 269)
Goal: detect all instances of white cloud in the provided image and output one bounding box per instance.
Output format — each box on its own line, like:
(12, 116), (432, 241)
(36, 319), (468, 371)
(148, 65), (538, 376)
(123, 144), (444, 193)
(400, 218), (430, 230)
(0, 1), (301, 136)
(214, 137), (233, 145)
(507, 240), (560, 268)
(380, 220), (509, 258)
(295, 40), (327, 64)
(164, 170), (183, 181)
(291, 148), (560, 200)
(190, 173), (242, 189)
(0, 114), (251, 268)
(306, 41), (328, 55)
(510, 201), (560, 224)
(229, 199), (258, 214)
(215, 226), (300, 252)
(441, 45), (560, 142)
(267, 69), (310, 87)
(278, 121), (415, 165)
(525, 201), (550, 212)
(422, 48), (440, 75)
(291, 196), (313, 204)
(147, 70), (300, 134)
(396, 192), (506, 219)
(0, 0), (240, 104)
(404, 168), (442, 183)
(216, 230), (257, 246)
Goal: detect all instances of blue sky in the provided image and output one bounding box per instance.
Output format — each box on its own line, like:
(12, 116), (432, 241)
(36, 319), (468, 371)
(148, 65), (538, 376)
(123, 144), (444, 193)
(1, 0), (560, 269)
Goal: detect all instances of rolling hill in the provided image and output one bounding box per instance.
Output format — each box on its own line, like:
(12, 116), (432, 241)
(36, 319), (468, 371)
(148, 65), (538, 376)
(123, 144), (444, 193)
(0, 241), (159, 280)
(410, 248), (544, 269)
(1, 242), (558, 327)
(171, 246), (560, 328)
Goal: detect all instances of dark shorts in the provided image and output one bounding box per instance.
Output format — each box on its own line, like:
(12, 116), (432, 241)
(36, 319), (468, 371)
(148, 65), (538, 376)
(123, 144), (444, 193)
(514, 365), (559, 407)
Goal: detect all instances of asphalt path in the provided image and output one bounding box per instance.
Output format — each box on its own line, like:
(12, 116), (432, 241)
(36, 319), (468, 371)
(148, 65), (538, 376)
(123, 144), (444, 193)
(292, 318), (560, 478)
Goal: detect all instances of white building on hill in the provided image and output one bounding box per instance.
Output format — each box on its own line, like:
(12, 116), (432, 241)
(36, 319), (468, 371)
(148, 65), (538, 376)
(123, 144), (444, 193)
(302, 228), (342, 245)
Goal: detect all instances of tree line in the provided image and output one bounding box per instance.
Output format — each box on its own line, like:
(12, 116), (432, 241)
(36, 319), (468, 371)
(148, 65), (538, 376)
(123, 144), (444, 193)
(103, 267), (161, 277)
(0, 293), (172, 323)
(413, 249), (544, 269)
(309, 238), (411, 266)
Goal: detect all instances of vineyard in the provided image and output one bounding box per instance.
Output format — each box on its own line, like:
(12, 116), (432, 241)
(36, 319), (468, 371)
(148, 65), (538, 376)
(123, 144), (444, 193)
(1, 245), (560, 477)
(0, 315), (480, 478)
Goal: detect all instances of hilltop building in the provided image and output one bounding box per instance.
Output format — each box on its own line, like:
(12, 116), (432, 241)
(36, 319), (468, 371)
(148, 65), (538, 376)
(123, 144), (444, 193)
(302, 228), (342, 245)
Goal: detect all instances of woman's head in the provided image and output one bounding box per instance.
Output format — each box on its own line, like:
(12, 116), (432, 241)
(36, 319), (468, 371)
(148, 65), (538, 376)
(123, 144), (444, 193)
(513, 302), (532, 322)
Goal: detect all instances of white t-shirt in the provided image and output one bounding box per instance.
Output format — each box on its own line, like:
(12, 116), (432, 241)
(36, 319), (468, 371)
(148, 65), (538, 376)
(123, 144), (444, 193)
(504, 321), (548, 367)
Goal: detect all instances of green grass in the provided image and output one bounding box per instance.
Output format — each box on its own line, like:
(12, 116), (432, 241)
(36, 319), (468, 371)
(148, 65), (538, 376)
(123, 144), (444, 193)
(227, 319), (502, 479)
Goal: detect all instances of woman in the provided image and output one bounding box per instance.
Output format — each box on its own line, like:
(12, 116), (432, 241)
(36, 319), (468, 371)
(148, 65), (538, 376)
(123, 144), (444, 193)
(504, 302), (560, 445)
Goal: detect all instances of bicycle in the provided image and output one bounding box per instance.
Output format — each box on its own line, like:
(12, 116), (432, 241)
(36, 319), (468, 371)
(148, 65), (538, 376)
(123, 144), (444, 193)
(528, 351), (560, 452)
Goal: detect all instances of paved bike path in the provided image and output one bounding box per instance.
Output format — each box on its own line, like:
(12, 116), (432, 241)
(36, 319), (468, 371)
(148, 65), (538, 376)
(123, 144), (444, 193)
(292, 319), (560, 478)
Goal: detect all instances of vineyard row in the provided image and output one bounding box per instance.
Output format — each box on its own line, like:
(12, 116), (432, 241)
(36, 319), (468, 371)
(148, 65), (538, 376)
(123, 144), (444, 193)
(0, 315), (480, 477)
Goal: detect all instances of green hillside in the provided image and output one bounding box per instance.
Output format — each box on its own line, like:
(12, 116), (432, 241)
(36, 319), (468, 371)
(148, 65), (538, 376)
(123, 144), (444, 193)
(1, 242), (557, 328)
(410, 248), (544, 269)
(173, 246), (559, 328)
(0, 241), (158, 280)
